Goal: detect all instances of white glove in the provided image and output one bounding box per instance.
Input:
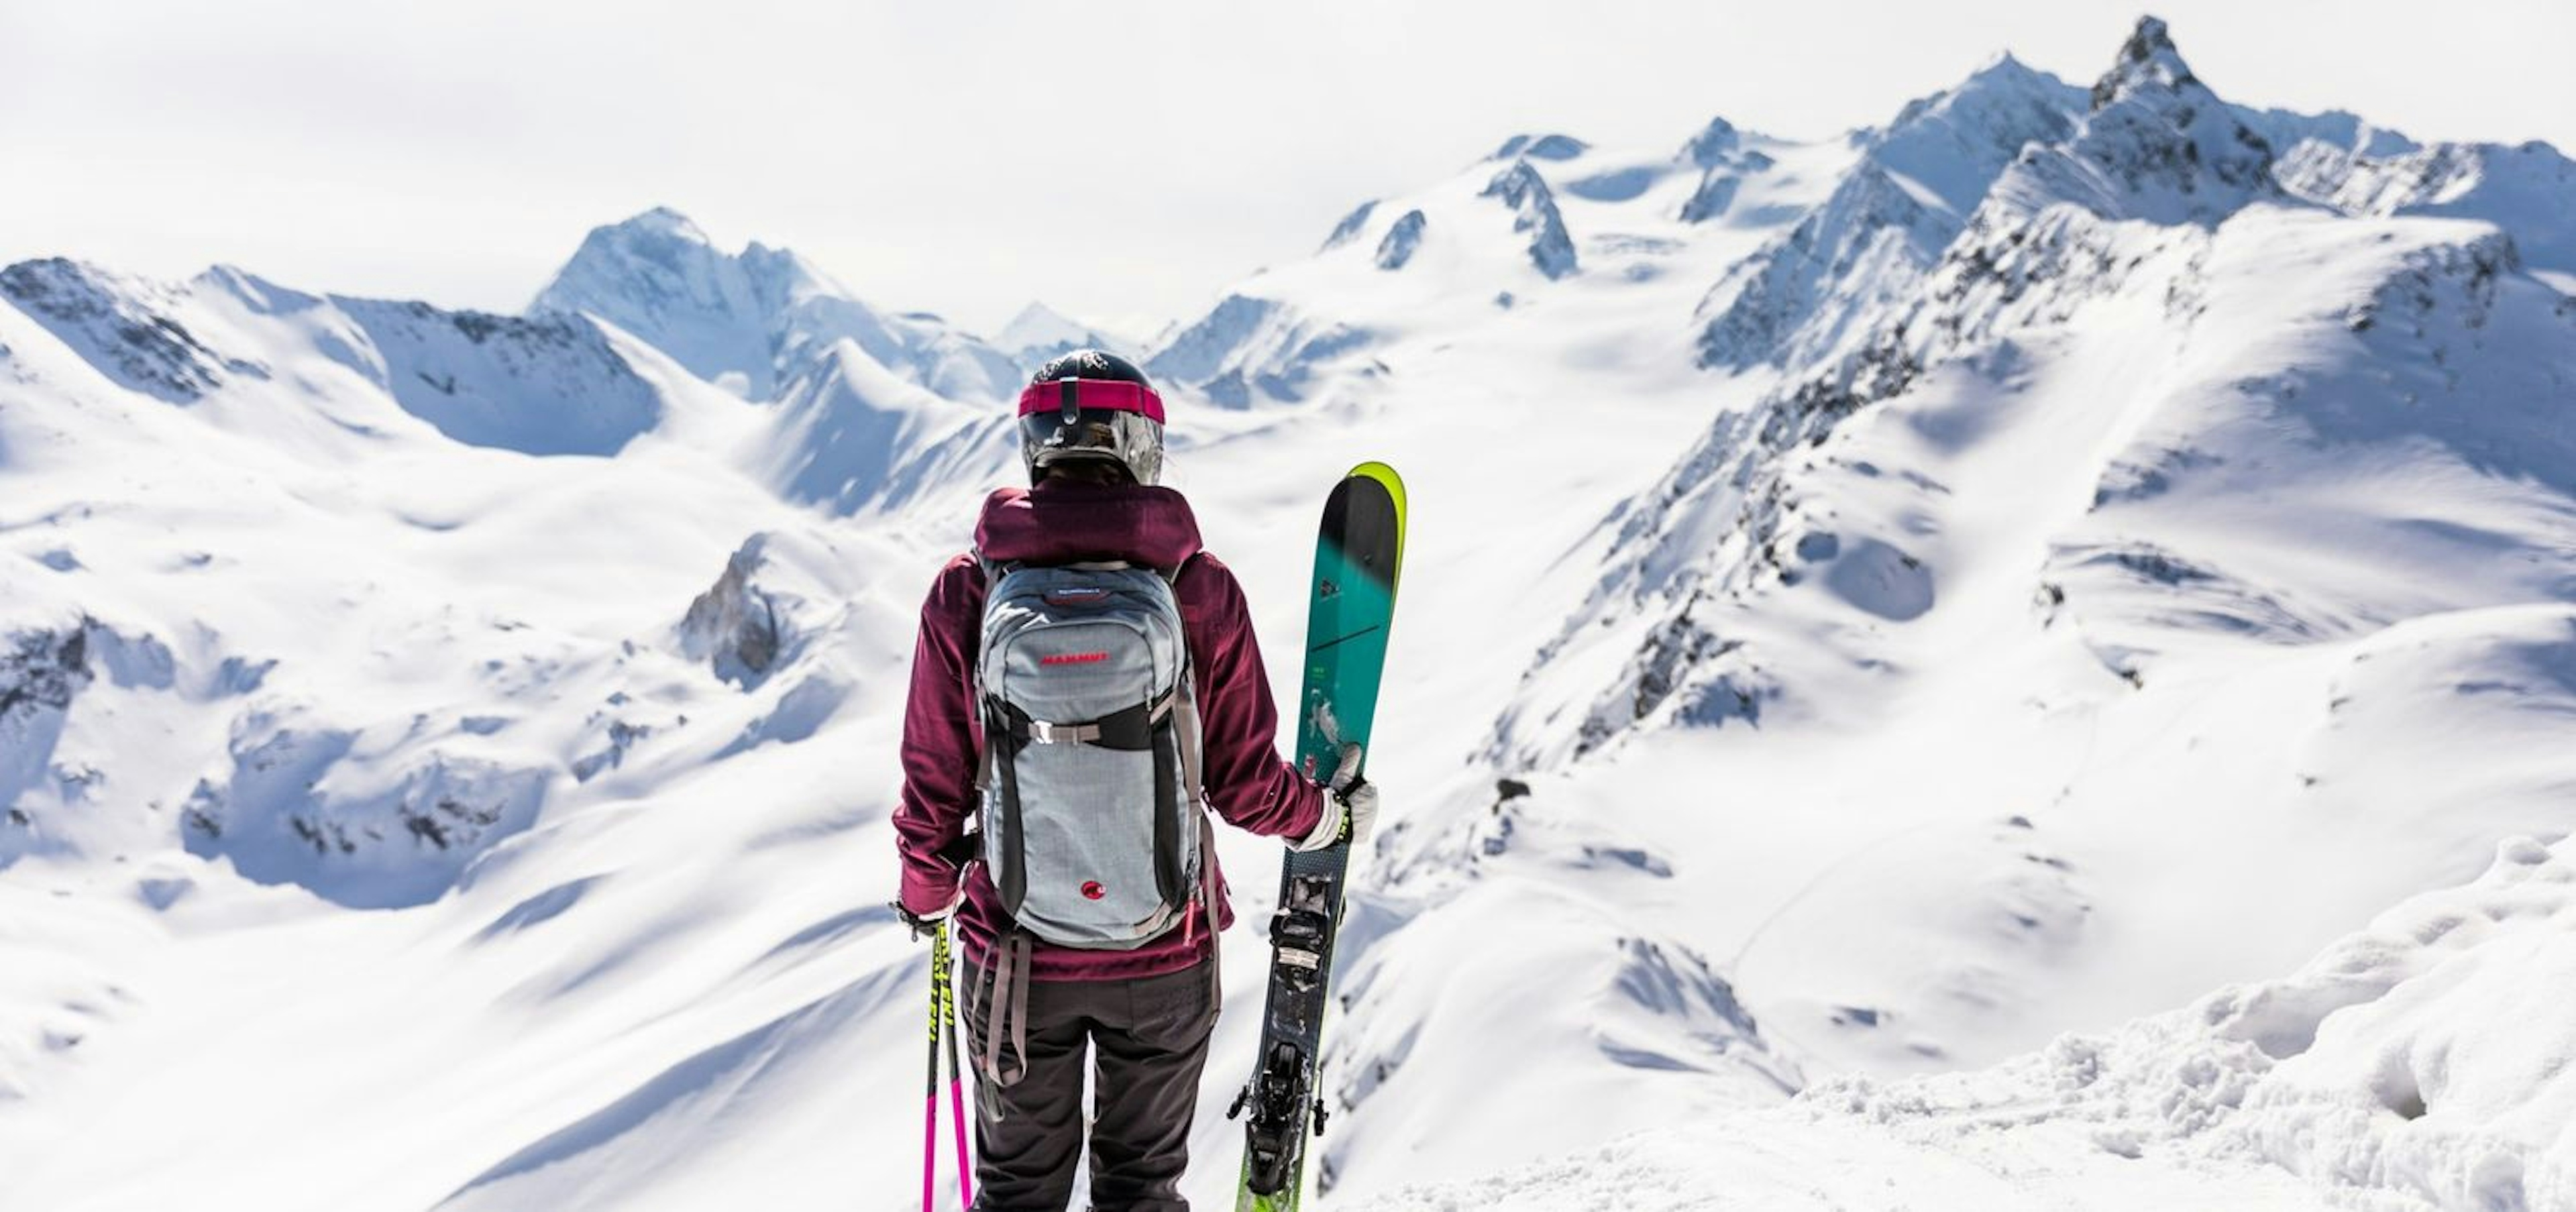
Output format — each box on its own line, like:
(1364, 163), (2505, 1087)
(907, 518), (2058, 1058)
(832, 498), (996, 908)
(1295, 742), (1376, 852)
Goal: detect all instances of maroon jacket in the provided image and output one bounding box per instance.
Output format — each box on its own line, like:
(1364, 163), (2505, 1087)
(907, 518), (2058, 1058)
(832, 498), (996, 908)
(894, 480), (1329, 980)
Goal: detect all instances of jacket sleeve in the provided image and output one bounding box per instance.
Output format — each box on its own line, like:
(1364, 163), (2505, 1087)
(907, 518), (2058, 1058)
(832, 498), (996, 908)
(1183, 555), (1330, 840)
(893, 556), (982, 916)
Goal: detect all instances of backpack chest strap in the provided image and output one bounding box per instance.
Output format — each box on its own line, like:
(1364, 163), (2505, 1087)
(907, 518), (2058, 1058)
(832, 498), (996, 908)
(990, 692), (1175, 752)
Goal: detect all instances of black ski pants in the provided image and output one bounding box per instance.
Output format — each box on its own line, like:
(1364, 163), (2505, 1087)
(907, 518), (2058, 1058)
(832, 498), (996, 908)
(959, 958), (1216, 1211)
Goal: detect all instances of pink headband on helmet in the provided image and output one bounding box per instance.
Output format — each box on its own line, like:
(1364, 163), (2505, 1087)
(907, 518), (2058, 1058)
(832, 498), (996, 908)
(1016, 378), (1167, 425)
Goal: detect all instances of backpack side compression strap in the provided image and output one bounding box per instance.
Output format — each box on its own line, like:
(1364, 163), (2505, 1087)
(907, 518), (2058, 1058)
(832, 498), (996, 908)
(983, 699), (1029, 915)
(1150, 715), (1183, 907)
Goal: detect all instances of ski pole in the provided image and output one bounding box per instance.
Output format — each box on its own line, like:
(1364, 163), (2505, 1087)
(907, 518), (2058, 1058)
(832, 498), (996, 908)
(937, 924), (973, 1207)
(922, 922), (944, 1212)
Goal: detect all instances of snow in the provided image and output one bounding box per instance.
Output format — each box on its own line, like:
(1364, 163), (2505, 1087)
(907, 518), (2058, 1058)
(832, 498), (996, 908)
(4, 14), (2575, 1212)
(1386, 835), (2576, 1210)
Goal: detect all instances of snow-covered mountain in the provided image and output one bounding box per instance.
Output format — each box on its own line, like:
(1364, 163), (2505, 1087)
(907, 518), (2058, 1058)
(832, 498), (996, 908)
(992, 300), (1128, 368)
(4, 16), (2573, 1212)
(534, 207), (1025, 404)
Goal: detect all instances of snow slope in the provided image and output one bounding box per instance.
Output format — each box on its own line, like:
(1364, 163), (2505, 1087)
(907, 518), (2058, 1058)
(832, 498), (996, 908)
(1383, 834), (2576, 1211)
(3, 15), (2573, 1212)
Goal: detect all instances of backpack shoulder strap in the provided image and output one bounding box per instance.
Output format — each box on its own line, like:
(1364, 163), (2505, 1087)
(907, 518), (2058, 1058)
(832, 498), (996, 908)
(1159, 549), (1206, 588)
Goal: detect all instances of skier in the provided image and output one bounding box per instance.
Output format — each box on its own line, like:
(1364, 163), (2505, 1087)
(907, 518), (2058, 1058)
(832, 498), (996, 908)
(893, 349), (1378, 1211)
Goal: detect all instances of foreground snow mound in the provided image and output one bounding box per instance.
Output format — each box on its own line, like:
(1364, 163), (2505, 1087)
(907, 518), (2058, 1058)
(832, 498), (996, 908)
(1821, 834), (2576, 1211)
(1381, 836), (2576, 1211)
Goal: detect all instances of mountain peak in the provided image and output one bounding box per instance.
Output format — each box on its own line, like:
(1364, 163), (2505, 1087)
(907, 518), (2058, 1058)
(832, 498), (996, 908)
(605, 206), (714, 245)
(1682, 117), (1741, 168)
(1974, 15), (2275, 227)
(2090, 15), (2200, 110)
(996, 300), (1103, 360)
(1959, 48), (2062, 96)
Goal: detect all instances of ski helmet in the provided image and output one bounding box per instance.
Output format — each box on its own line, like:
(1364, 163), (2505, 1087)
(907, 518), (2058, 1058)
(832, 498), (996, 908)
(1018, 349), (1165, 486)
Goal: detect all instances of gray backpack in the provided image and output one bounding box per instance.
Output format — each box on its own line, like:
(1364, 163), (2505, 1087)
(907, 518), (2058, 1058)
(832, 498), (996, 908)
(975, 558), (1208, 950)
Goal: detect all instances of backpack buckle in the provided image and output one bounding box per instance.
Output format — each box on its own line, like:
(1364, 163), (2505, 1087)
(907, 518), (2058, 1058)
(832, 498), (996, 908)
(1025, 719), (1101, 745)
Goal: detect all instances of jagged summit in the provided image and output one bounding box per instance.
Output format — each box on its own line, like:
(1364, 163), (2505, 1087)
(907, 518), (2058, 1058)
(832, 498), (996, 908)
(2090, 15), (2198, 110)
(1680, 117), (1742, 168)
(1984, 15), (2277, 225)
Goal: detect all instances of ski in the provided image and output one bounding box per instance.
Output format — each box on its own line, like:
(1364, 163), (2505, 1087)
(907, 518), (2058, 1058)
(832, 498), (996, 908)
(1231, 462), (1406, 1211)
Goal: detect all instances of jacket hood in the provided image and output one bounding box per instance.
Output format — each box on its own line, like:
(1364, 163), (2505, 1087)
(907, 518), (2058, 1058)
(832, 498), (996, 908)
(973, 482), (1204, 569)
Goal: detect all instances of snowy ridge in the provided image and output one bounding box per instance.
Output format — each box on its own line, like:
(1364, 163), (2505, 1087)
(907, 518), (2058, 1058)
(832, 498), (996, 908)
(1694, 54), (2085, 372)
(0, 259), (270, 404)
(1509, 17), (2576, 769)
(2277, 137), (2576, 278)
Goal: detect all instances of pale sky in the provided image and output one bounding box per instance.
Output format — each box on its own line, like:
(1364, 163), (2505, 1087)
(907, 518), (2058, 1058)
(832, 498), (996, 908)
(3, 0), (2568, 339)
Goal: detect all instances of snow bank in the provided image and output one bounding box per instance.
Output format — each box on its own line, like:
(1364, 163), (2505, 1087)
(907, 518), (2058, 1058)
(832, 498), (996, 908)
(1379, 836), (2576, 1211)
